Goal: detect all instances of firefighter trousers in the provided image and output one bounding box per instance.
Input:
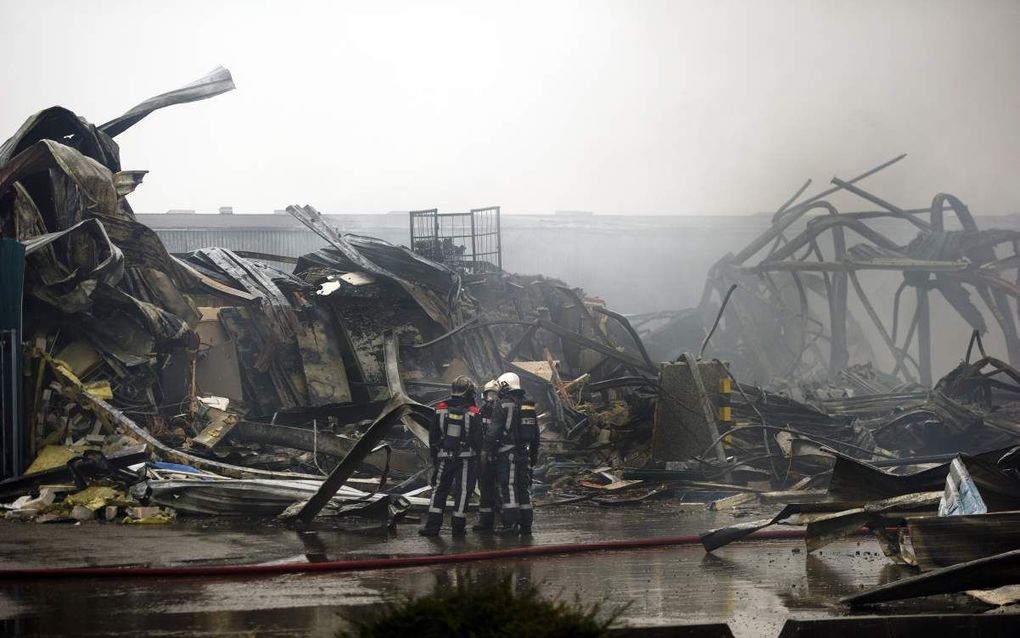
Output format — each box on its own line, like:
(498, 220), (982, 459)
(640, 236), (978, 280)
(496, 448), (533, 529)
(424, 455), (477, 533)
(475, 453), (499, 528)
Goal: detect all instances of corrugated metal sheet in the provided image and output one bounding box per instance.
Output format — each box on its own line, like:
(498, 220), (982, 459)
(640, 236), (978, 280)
(154, 227), (413, 263)
(155, 228), (329, 260)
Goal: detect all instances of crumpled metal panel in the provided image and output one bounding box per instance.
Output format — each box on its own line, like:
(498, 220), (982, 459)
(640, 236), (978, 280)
(294, 305), (352, 405)
(909, 511), (1020, 570)
(145, 477), (386, 516)
(179, 250), (310, 411)
(288, 204), (459, 329)
(191, 247), (299, 335)
(218, 306), (301, 413)
(100, 66), (235, 138)
(0, 137), (201, 330)
(940, 457), (989, 516)
(288, 392), (428, 523)
(0, 139), (119, 224)
(91, 213), (201, 293)
(0, 106), (122, 170)
(843, 547), (1020, 607)
(20, 218), (124, 313)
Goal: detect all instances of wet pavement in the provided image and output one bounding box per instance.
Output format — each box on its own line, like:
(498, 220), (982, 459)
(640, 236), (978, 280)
(0, 504), (998, 636)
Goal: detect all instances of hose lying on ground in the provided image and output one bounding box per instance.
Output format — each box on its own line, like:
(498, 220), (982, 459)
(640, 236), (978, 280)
(0, 528), (822, 579)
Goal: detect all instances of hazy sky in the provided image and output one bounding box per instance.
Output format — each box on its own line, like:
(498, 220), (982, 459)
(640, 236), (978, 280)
(2, 0), (1019, 215)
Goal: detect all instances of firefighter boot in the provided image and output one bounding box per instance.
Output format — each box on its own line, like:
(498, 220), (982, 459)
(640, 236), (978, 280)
(472, 510), (495, 532)
(519, 506), (534, 536)
(451, 516), (467, 537)
(494, 507), (520, 536)
(418, 511), (442, 536)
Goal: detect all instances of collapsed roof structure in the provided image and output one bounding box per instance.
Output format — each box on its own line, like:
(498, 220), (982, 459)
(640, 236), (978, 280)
(2, 66), (1020, 581)
(642, 157), (1020, 392)
(0, 68), (668, 519)
(5, 65), (1020, 631)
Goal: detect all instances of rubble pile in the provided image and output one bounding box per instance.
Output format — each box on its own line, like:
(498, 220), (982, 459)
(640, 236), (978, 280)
(697, 337), (1020, 610)
(697, 341), (1020, 486)
(0, 69), (668, 522)
(607, 159), (1020, 503)
(702, 425), (1020, 609)
(4, 68), (1020, 546)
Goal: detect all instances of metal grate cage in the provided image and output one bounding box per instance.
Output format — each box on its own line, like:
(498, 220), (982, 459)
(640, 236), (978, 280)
(409, 207), (502, 273)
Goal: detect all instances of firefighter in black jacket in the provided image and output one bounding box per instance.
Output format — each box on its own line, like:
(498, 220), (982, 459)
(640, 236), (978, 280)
(420, 376), (482, 537)
(472, 379), (501, 532)
(492, 372), (539, 535)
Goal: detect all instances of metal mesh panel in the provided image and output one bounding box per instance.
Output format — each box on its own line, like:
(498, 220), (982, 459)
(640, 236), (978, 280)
(409, 207), (502, 273)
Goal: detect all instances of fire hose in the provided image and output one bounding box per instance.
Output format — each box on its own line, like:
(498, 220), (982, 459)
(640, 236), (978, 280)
(0, 528), (821, 579)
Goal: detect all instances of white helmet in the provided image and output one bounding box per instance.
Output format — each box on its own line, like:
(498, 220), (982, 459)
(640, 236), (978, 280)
(497, 372), (521, 393)
(483, 379), (500, 395)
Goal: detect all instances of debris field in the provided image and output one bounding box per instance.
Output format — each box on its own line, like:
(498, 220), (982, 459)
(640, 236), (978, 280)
(3, 66), (1020, 634)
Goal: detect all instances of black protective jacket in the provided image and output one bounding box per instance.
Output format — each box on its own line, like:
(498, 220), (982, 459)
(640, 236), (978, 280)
(479, 400), (497, 455)
(491, 390), (540, 464)
(429, 395), (482, 459)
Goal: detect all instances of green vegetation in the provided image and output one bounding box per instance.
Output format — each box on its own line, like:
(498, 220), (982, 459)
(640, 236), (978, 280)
(342, 575), (626, 638)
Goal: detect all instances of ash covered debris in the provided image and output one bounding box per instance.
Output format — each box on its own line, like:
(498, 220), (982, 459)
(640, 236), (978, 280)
(698, 336), (1020, 609)
(3, 68), (1020, 588)
(0, 71), (673, 524)
(681, 167), (1020, 605)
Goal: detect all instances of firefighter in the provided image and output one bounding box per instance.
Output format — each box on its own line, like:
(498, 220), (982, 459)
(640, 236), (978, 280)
(420, 375), (481, 537)
(472, 379), (501, 532)
(492, 372), (539, 535)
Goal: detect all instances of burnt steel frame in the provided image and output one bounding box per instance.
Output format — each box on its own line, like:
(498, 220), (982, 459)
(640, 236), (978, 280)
(699, 155), (1020, 387)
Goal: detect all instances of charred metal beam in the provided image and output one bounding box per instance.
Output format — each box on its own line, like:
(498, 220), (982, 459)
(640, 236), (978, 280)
(830, 177), (932, 232)
(410, 316), (480, 350)
(931, 191), (978, 232)
(746, 259), (969, 273)
(891, 300), (923, 380)
(233, 421), (353, 459)
(775, 178), (812, 215)
(286, 395), (413, 526)
(537, 319), (656, 374)
(100, 66), (235, 137)
(848, 272), (917, 383)
(383, 332), (433, 446)
(592, 306), (657, 370)
(917, 286), (933, 386)
(735, 154), (906, 265)
(829, 213), (849, 376)
(504, 320), (540, 362)
(843, 547), (1020, 607)
(698, 284), (737, 359)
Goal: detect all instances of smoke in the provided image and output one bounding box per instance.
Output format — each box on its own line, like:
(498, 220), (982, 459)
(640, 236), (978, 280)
(3, 0), (1017, 375)
(1, 0), (1018, 217)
